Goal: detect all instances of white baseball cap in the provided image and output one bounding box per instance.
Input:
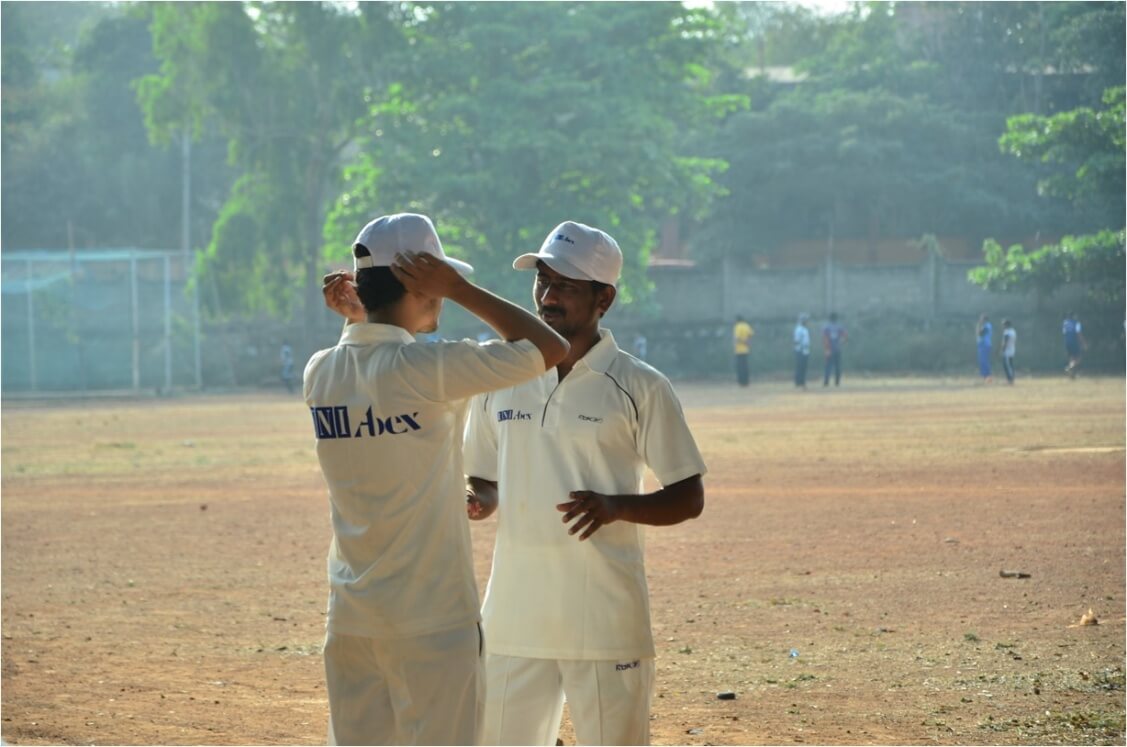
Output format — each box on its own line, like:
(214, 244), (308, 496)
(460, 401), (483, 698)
(353, 213), (473, 275)
(513, 221), (623, 286)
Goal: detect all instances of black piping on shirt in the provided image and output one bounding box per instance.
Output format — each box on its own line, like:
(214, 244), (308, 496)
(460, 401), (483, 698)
(602, 371), (639, 423)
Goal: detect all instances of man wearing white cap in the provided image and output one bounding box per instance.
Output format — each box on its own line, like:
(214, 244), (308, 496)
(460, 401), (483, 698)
(463, 221), (708, 745)
(307, 212), (569, 746)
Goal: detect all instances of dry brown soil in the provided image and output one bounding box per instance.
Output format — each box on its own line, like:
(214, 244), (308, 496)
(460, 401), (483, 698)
(2, 376), (1124, 745)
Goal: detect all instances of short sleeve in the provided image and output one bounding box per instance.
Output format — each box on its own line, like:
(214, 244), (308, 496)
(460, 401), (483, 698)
(400, 338), (545, 403)
(463, 393), (500, 481)
(637, 377), (708, 487)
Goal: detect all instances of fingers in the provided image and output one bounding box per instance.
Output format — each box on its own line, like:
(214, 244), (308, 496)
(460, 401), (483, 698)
(578, 519), (602, 541)
(558, 491), (606, 540)
(322, 270), (354, 290)
(391, 252), (433, 277)
(557, 501), (584, 522)
(390, 252), (429, 287)
(568, 512), (595, 537)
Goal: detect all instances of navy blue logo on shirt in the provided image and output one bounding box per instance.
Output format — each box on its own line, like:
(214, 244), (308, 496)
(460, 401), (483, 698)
(555, 233), (575, 245)
(497, 409), (532, 423)
(311, 406), (421, 439)
(615, 660), (640, 671)
(578, 414), (603, 423)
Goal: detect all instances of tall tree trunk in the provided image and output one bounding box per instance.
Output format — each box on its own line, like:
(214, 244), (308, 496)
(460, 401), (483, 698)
(303, 153), (326, 357)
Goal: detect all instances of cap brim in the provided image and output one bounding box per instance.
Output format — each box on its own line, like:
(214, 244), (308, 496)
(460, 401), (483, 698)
(512, 253), (592, 282)
(444, 257), (474, 276)
(355, 253), (473, 276)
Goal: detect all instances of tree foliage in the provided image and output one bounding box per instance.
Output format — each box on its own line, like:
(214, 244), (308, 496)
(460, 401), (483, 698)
(691, 2), (1124, 260)
(970, 86), (1125, 309)
(3, 0), (1123, 336)
(324, 2), (731, 307)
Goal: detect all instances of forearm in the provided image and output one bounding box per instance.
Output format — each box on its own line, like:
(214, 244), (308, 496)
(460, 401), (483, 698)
(612, 475), (704, 527)
(447, 282), (568, 368)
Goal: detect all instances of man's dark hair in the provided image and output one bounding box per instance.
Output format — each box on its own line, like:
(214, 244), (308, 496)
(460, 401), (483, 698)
(354, 244), (406, 312)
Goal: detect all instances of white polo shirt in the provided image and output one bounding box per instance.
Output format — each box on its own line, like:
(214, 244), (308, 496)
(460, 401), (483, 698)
(304, 323), (545, 639)
(464, 329), (707, 660)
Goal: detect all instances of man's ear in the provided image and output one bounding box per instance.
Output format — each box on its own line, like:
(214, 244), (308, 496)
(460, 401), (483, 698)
(597, 285), (617, 318)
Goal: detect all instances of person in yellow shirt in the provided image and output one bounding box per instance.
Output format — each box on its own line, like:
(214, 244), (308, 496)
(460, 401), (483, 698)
(733, 314), (754, 387)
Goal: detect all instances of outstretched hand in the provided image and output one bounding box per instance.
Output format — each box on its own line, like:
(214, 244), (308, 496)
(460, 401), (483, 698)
(556, 490), (621, 541)
(322, 271), (366, 323)
(391, 252), (465, 299)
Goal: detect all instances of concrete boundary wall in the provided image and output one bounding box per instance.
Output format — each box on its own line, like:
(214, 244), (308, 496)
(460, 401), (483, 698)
(648, 255), (1052, 323)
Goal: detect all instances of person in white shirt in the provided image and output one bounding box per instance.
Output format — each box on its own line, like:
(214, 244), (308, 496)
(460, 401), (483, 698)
(463, 221), (707, 746)
(307, 212), (568, 746)
(793, 313), (811, 389)
(1000, 319), (1017, 384)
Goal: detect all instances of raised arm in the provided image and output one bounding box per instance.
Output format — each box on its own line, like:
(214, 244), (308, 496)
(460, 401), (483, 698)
(395, 254), (568, 369)
(321, 254), (569, 369)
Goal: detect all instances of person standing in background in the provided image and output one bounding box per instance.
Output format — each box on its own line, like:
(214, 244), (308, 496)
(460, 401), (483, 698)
(633, 332), (648, 361)
(280, 341), (296, 394)
(1000, 319), (1017, 385)
(1062, 312), (1087, 378)
(733, 315), (754, 387)
(976, 313), (993, 383)
(793, 313), (810, 389)
(822, 312), (847, 387)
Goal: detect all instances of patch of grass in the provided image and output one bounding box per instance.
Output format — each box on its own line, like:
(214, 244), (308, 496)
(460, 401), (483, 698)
(977, 709), (1126, 743)
(1049, 709), (1125, 733)
(1093, 668), (1126, 692)
(963, 632), (980, 642)
(96, 441), (137, 449)
(784, 673), (817, 689)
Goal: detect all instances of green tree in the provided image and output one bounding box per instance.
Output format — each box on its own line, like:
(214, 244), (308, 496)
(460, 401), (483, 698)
(325, 2), (730, 311)
(970, 86), (1125, 312)
(1, 3), (230, 250)
(687, 1), (1122, 263)
(138, 2), (406, 342)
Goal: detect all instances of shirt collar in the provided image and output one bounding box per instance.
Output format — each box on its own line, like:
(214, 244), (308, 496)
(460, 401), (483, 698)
(339, 322), (416, 346)
(575, 328), (620, 374)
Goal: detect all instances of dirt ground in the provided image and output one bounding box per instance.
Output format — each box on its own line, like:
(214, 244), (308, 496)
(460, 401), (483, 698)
(1, 376), (1124, 746)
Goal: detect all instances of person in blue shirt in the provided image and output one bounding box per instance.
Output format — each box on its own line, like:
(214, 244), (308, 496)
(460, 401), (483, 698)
(976, 313), (993, 383)
(1062, 312), (1087, 378)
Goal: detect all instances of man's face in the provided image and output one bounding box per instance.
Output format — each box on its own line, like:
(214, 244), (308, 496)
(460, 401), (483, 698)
(418, 296), (443, 334)
(533, 261), (612, 340)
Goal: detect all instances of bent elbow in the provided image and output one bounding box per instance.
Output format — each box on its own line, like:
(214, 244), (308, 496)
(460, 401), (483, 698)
(690, 494), (705, 519)
(541, 337), (570, 369)
(686, 489), (705, 520)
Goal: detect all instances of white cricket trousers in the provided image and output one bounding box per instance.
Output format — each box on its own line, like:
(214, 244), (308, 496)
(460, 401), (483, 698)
(324, 623), (484, 746)
(482, 654), (654, 746)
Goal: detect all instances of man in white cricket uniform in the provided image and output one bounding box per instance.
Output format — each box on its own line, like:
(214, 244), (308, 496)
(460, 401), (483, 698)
(306, 213), (568, 746)
(463, 221), (708, 746)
